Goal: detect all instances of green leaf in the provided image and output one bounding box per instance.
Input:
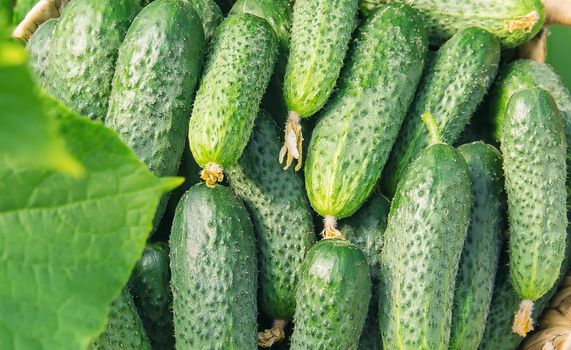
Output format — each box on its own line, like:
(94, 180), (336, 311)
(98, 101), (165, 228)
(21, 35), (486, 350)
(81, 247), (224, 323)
(0, 106), (182, 349)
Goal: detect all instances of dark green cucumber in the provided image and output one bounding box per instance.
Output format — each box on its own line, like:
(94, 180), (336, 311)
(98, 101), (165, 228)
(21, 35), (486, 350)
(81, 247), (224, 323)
(500, 88), (567, 335)
(189, 0), (223, 43)
(129, 243), (173, 350)
(305, 4), (427, 219)
(188, 13), (277, 185)
(26, 18), (57, 84)
(226, 111), (315, 323)
(290, 238), (371, 350)
(382, 27), (500, 197)
(170, 184), (257, 349)
(89, 289), (151, 350)
(379, 119), (472, 349)
(449, 142), (505, 350)
(359, 0), (544, 48)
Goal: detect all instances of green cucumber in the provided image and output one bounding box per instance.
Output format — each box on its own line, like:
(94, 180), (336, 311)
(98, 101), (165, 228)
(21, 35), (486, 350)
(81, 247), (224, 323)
(26, 18), (57, 84)
(305, 4), (427, 220)
(226, 112), (315, 332)
(170, 184), (257, 349)
(290, 238), (371, 350)
(449, 142), (505, 350)
(129, 242), (173, 350)
(279, 0), (358, 170)
(188, 13), (277, 187)
(189, 0), (223, 43)
(359, 0), (544, 48)
(379, 113), (472, 349)
(89, 289), (151, 350)
(500, 88), (567, 336)
(382, 27), (500, 197)
(45, 0), (141, 121)
(12, 0), (35, 25)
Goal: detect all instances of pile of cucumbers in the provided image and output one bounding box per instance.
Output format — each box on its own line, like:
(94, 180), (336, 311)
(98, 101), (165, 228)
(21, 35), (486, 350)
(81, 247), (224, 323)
(18, 0), (571, 348)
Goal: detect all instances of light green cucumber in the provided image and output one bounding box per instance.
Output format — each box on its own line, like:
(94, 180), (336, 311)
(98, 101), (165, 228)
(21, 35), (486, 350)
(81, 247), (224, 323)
(382, 27), (500, 197)
(89, 289), (151, 350)
(449, 142), (505, 350)
(305, 4), (427, 220)
(500, 88), (567, 336)
(188, 13), (277, 187)
(379, 113), (472, 349)
(170, 184), (257, 349)
(189, 0), (223, 43)
(26, 18), (57, 84)
(290, 238), (371, 350)
(359, 0), (544, 47)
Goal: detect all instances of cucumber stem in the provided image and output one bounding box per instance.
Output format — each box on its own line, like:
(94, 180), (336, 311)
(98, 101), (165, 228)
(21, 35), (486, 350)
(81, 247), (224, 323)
(323, 215), (343, 239)
(258, 319), (287, 348)
(201, 163), (224, 188)
(543, 0), (571, 26)
(279, 111), (303, 171)
(12, 0), (70, 42)
(513, 299), (535, 337)
(421, 112), (443, 145)
(518, 28), (548, 63)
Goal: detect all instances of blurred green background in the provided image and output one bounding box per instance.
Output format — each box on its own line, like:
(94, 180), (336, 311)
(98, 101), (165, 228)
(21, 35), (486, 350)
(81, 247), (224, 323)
(548, 26), (571, 90)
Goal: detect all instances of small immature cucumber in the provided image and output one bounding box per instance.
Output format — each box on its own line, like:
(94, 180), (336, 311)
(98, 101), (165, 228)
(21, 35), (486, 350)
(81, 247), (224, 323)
(188, 13), (277, 188)
(382, 27), (500, 197)
(359, 0), (544, 48)
(46, 0), (141, 121)
(129, 243), (173, 350)
(170, 184), (257, 349)
(89, 289), (151, 350)
(290, 238), (371, 350)
(226, 111), (315, 346)
(26, 18), (58, 84)
(189, 0), (223, 43)
(500, 88), (567, 336)
(379, 113), (472, 349)
(305, 4), (427, 220)
(449, 142), (505, 350)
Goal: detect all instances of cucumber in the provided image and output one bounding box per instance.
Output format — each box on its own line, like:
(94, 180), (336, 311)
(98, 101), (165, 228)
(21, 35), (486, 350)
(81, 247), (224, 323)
(379, 113), (472, 349)
(129, 242), (173, 350)
(305, 4), (427, 220)
(290, 238), (371, 350)
(170, 184), (257, 349)
(45, 0), (141, 121)
(279, 0), (358, 170)
(89, 289), (151, 350)
(226, 111), (315, 346)
(188, 13), (277, 188)
(26, 18), (57, 84)
(500, 88), (567, 336)
(12, 0), (35, 25)
(449, 142), (505, 350)
(382, 27), (500, 197)
(359, 0), (544, 48)
(189, 0), (223, 43)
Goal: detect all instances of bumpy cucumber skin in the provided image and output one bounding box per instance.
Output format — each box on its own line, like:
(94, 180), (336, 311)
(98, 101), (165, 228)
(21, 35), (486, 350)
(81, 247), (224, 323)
(382, 27), (500, 197)
(284, 0), (358, 117)
(379, 143), (472, 350)
(170, 184), (257, 349)
(290, 238), (371, 350)
(26, 19), (58, 84)
(189, 0), (223, 43)
(45, 0), (141, 121)
(501, 88), (567, 301)
(359, 0), (544, 48)
(226, 112), (315, 321)
(449, 142), (504, 350)
(129, 243), (173, 350)
(305, 4), (427, 219)
(188, 13), (277, 169)
(89, 289), (151, 350)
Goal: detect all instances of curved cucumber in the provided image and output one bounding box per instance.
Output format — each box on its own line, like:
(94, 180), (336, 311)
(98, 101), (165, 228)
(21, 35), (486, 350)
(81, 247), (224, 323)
(379, 140), (472, 349)
(290, 238), (371, 350)
(188, 13), (277, 185)
(46, 0), (141, 120)
(305, 4), (427, 219)
(501, 88), (567, 332)
(89, 289), (151, 350)
(359, 0), (544, 48)
(170, 184), (257, 349)
(382, 27), (500, 197)
(26, 18), (57, 84)
(129, 242), (173, 350)
(226, 112), (315, 322)
(189, 0), (223, 43)
(449, 142), (505, 350)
